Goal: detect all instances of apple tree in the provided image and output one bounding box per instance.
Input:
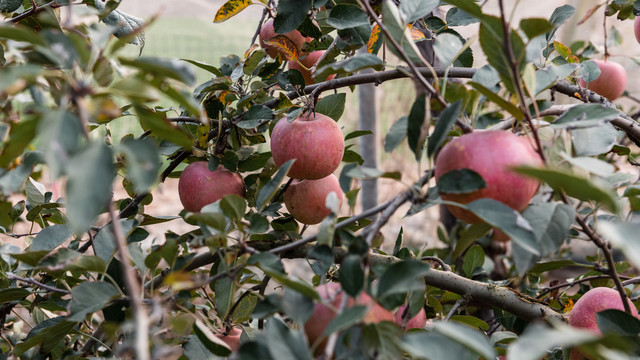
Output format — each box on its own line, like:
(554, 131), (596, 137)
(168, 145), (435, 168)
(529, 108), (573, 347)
(2, 0), (640, 359)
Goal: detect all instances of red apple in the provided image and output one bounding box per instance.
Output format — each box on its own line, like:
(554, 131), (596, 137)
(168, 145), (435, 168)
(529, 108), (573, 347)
(394, 305), (427, 330)
(288, 50), (336, 85)
(259, 19), (312, 59)
(434, 131), (542, 224)
(579, 59), (627, 101)
(215, 327), (242, 352)
(305, 283), (395, 352)
(284, 174), (343, 225)
(569, 287), (638, 360)
(270, 112), (344, 180)
(178, 162), (245, 212)
(569, 287), (638, 333)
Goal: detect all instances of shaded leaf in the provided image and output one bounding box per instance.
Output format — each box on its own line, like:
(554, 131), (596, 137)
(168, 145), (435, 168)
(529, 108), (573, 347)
(68, 281), (119, 321)
(316, 93), (346, 121)
(428, 100), (463, 157)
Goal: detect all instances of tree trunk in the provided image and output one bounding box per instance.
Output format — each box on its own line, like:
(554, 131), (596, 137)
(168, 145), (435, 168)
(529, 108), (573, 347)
(357, 47), (379, 212)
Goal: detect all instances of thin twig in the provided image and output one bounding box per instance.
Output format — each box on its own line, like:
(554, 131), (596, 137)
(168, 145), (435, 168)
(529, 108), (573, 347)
(445, 294), (472, 321)
(537, 274), (631, 298)
(8, 274), (70, 294)
(108, 202), (150, 360)
(420, 256), (452, 272)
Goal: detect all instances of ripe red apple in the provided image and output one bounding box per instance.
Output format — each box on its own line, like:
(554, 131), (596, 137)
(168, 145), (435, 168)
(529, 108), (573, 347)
(569, 287), (638, 333)
(569, 287), (638, 360)
(283, 174), (343, 225)
(288, 50), (336, 85)
(178, 162), (245, 212)
(434, 131), (542, 224)
(215, 327), (242, 352)
(394, 305), (427, 330)
(259, 19), (311, 59)
(270, 112), (344, 180)
(305, 283), (395, 352)
(579, 59), (627, 101)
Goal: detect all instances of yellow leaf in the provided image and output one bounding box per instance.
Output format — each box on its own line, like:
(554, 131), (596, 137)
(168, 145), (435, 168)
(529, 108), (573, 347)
(264, 35), (300, 62)
(408, 24), (426, 42)
(562, 298), (574, 313)
(214, 0), (253, 23)
(367, 24), (382, 54)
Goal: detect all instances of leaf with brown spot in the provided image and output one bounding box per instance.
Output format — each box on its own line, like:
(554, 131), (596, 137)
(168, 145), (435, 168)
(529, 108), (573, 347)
(264, 35), (300, 61)
(367, 24), (383, 54)
(214, 0), (253, 23)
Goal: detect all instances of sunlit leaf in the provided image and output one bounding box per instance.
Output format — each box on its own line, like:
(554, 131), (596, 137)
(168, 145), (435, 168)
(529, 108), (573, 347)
(214, 0), (253, 23)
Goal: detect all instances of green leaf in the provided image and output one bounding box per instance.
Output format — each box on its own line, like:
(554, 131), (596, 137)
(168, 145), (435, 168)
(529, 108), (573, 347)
(450, 315), (489, 330)
(256, 159), (294, 211)
(322, 305), (368, 337)
(339, 255), (364, 297)
(442, 1), (484, 20)
(220, 195), (246, 221)
(193, 320), (232, 356)
(99, 3), (145, 47)
(344, 130), (373, 141)
(508, 323), (597, 360)
(244, 104), (274, 125)
(597, 309), (640, 336)
(465, 199), (539, 255)
(345, 166), (401, 181)
(0, 116), (39, 168)
(514, 166), (619, 213)
(571, 123), (617, 157)
(68, 281), (119, 321)
(279, 287), (314, 325)
(136, 106), (193, 150)
(463, 245), (485, 277)
(437, 169), (486, 194)
(273, 0), (312, 34)
(384, 116), (408, 153)
(402, 332), (478, 360)
(316, 93), (346, 121)
(520, 18), (555, 40)
(65, 141), (115, 232)
(551, 104), (619, 129)
(428, 100), (462, 157)
(400, 0), (439, 23)
(0, 25), (46, 46)
(377, 260), (430, 300)
(93, 219), (136, 263)
(512, 202), (575, 275)
(120, 57), (195, 85)
(546, 5), (575, 42)
(600, 222), (640, 270)
(327, 4), (369, 30)
(265, 317), (312, 360)
(434, 32), (464, 66)
(0, 0), (22, 13)
(181, 59), (224, 77)
(315, 54), (384, 80)
(452, 223), (492, 259)
(408, 94), (426, 159)
(32, 224), (73, 252)
(478, 16), (526, 93)
(37, 109), (82, 179)
(470, 81), (523, 120)
(431, 321), (496, 360)
(182, 335), (217, 359)
(14, 317), (76, 356)
(382, 1), (426, 65)
(534, 63), (577, 94)
(0, 288), (31, 303)
(528, 259), (585, 274)
(120, 137), (161, 193)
